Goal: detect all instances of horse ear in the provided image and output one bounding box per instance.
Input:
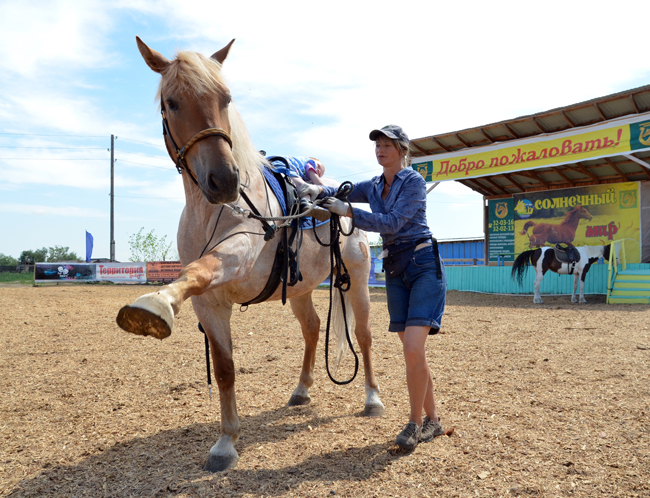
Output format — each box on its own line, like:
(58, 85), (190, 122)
(136, 36), (170, 74)
(211, 39), (235, 65)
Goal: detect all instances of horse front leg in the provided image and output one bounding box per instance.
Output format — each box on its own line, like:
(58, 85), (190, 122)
(116, 254), (226, 339)
(193, 296), (241, 472)
(287, 293), (320, 406)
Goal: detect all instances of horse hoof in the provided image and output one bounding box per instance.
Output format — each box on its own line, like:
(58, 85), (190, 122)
(362, 404), (385, 417)
(287, 394), (311, 406)
(117, 305), (171, 339)
(203, 453), (239, 472)
(116, 293), (174, 339)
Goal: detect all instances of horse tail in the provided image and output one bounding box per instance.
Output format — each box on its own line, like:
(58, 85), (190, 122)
(330, 287), (356, 375)
(520, 221), (535, 235)
(511, 249), (536, 287)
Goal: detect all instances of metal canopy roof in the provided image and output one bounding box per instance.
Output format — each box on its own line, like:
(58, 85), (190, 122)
(410, 84), (650, 198)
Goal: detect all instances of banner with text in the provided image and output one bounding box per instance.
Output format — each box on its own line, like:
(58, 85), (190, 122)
(146, 261), (183, 283)
(96, 263), (147, 283)
(35, 263), (96, 283)
(513, 182), (640, 263)
(488, 198), (515, 262)
(412, 115), (650, 182)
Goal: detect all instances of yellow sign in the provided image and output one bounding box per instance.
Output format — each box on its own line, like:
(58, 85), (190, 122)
(513, 183), (640, 263)
(413, 118), (650, 182)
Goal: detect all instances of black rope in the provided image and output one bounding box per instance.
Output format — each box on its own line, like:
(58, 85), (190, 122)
(314, 182), (359, 385)
(198, 323), (212, 398)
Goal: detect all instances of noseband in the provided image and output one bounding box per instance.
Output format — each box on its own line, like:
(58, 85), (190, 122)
(160, 91), (233, 188)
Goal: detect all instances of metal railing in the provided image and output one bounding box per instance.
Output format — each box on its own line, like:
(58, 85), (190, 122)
(607, 239), (626, 302)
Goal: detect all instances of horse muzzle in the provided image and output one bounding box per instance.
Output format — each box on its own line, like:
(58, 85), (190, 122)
(199, 165), (240, 204)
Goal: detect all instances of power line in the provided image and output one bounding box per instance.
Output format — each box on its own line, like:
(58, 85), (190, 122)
(0, 158), (106, 160)
(0, 146), (108, 150)
(117, 159), (175, 170)
(115, 149), (169, 161)
(118, 137), (166, 149)
(115, 194), (184, 200)
(0, 132), (107, 138)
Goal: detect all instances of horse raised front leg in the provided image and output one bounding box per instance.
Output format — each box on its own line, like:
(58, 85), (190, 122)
(117, 255), (221, 339)
(287, 293), (320, 406)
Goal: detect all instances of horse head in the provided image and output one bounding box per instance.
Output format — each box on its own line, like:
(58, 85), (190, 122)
(136, 37), (242, 204)
(574, 204), (593, 221)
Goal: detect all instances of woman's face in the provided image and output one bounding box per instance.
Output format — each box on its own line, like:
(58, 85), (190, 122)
(375, 136), (402, 168)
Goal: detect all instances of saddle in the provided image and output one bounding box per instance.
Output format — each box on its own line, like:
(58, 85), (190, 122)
(240, 164), (304, 307)
(554, 243), (580, 274)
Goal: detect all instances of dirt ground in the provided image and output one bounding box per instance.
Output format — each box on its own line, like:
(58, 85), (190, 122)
(0, 284), (649, 497)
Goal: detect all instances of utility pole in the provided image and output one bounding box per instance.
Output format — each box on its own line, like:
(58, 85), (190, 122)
(110, 134), (115, 262)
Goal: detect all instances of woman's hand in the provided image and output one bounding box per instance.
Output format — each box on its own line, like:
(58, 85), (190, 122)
(322, 197), (350, 217)
(297, 184), (322, 201)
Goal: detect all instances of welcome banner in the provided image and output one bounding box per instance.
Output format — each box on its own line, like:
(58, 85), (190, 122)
(413, 114), (650, 182)
(513, 182), (641, 263)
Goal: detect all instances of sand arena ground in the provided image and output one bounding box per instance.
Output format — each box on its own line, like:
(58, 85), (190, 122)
(0, 284), (648, 497)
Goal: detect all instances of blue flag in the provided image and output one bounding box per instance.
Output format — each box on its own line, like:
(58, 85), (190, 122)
(85, 231), (94, 262)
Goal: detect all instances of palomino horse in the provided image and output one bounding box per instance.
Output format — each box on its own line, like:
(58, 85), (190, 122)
(511, 244), (614, 304)
(116, 38), (385, 472)
(520, 204), (592, 247)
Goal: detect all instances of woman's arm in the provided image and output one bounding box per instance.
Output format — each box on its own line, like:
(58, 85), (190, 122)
(352, 174), (426, 234)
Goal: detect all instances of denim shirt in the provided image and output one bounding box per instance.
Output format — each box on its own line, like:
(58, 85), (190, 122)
(320, 168), (432, 247)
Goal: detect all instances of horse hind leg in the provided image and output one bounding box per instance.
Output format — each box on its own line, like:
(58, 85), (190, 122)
(288, 292), (320, 406)
(571, 273), (579, 303)
(341, 230), (385, 417)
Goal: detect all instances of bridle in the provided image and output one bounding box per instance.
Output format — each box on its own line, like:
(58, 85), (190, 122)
(160, 90), (233, 188)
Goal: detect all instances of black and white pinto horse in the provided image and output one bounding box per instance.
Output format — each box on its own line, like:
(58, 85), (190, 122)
(511, 244), (614, 304)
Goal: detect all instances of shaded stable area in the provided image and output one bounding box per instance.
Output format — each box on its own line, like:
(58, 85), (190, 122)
(1, 285), (648, 497)
(410, 84), (650, 266)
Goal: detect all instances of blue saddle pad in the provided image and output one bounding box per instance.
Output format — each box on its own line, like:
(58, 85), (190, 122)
(262, 166), (328, 230)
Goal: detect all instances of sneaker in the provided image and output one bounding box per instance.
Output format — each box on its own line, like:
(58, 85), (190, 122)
(395, 422), (421, 450)
(420, 415), (444, 442)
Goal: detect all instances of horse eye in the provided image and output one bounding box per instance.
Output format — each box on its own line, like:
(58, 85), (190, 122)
(166, 99), (179, 111)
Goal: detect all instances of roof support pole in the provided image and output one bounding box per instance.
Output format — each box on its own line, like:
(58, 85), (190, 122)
(624, 154), (650, 170)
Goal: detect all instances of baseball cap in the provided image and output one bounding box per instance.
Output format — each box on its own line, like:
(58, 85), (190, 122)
(369, 125), (409, 143)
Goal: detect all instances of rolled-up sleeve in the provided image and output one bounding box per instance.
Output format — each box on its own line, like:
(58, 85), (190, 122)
(352, 175), (426, 234)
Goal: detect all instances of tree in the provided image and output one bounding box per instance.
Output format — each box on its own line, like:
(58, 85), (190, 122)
(0, 253), (17, 266)
(47, 246), (80, 262)
(19, 248), (48, 264)
(18, 247), (80, 264)
(128, 228), (175, 262)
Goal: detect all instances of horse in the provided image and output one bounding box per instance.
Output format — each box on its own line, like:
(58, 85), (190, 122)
(115, 37), (385, 472)
(511, 244), (615, 304)
(520, 204), (592, 247)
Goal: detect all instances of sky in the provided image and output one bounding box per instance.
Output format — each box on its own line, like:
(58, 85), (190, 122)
(1, 0), (649, 262)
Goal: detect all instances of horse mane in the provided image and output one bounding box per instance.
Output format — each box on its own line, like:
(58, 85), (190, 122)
(157, 50), (268, 178)
(561, 205), (581, 224)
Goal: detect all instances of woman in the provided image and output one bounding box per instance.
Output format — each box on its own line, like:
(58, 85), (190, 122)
(310, 125), (447, 450)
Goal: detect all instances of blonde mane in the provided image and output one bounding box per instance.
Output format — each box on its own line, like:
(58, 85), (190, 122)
(157, 50), (267, 178)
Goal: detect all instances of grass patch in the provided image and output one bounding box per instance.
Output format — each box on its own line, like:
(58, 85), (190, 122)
(0, 272), (34, 284)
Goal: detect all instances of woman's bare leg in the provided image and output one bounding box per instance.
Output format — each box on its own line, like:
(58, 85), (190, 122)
(398, 325), (438, 425)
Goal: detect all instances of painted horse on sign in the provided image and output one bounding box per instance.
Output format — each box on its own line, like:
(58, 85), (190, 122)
(116, 37), (384, 472)
(511, 244), (616, 304)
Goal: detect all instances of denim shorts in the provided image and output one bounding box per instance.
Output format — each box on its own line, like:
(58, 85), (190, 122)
(385, 245), (447, 334)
